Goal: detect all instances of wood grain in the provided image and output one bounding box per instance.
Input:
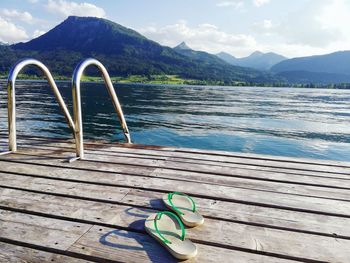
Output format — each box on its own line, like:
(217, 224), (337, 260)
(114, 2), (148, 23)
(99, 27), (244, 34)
(0, 135), (349, 262)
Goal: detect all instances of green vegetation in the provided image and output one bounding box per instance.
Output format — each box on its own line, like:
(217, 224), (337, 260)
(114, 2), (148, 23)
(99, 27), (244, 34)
(1, 16), (349, 88)
(0, 16), (282, 86)
(0, 73), (248, 86)
(2, 72), (348, 88)
(81, 74), (193, 84)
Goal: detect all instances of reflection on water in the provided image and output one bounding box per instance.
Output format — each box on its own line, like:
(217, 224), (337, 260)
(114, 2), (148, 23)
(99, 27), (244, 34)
(0, 80), (350, 161)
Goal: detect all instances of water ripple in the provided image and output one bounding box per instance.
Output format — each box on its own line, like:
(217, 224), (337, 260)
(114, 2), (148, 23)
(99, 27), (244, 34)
(0, 80), (349, 161)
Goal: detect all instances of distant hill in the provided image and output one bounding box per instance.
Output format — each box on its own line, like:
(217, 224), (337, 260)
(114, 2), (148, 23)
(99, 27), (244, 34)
(271, 51), (350, 74)
(271, 51), (350, 84)
(173, 42), (234, 66)
(216, 52), (237, 65)
(276, 71), (350, 84)
(217, 51), (287, 70)
(0, 16), (278, 85)
(172, 42), (281, 83)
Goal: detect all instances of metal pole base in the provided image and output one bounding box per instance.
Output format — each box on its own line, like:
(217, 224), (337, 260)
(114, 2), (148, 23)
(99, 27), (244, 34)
(0, 151), (12, 156)
(67, 156), (82, 163)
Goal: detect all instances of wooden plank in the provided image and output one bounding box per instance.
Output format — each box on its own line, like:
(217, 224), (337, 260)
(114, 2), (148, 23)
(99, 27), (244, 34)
(0, 210), (297, 263)
(0, 210), (91, 251)
(4, 144), (350, 187)
(1, 187), (350, 241)
(1, 189), (350, 262)
(7, 154), (350, 195)
(83, 152), (350, 185)
(162, 156), (350, 177)
(0, 187), (150, 227)
(151, 168), (350, 201)
(0, 140), (166, 168)
(1, 159), (349, 203)
(67, 209), (350, 262)
(122, 188), (350, 238)
(1, 177), (350, 261)
(80, 147), (350, 179)
(5, 133), (350, 168)
(0, 136), (350, 261)
(2, 145), (350, 192)
(1, 138), (350, 179)
(0, 172), (130, 203)
(86, 139), (350, 168)
(85, 145), (350, 176)
(7, 190), (344, 263)
(0, 242), (91, 263)
(0, 153), (156, 177)
(1, 160), (350, 218)
(173, 146), (350, 167)
(0, 187), (350, 262)
(69, 226), (299, 263)
(22, 141), (350, 178)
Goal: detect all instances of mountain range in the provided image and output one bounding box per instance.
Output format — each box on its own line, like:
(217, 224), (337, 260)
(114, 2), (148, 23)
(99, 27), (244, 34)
(0, 16), (349, 85)
(0, 16), (276, 85)
(271, 51), (350, 83)
(217, 51), (287, 70)
(174, 42), (286, 71)
(174, 42), (350, 84)
(173, 42), (239, 68)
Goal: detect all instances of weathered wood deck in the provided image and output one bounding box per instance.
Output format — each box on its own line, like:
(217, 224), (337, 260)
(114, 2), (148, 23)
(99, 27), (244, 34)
(0, 134), (349, 262)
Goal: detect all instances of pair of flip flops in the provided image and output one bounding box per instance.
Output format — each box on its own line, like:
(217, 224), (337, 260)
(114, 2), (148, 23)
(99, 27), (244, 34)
(145, 192), (204, 260)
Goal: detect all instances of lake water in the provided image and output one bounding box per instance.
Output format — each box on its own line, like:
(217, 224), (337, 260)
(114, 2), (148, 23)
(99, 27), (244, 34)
(0, 81), (350, 161)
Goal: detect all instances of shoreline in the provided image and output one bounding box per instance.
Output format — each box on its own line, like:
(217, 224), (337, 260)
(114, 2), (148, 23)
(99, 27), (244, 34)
(0, 74), (349, 89)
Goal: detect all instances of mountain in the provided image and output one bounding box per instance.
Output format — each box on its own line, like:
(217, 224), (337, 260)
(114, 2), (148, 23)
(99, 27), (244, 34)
(276, 71), (350, 84)
(217, 51), (287, 70)
(171, 42), (281, 83)
(174, 41), (192, 51)
(216, 52), (237, 65)
(271, 51), (350, 74)
(0, 16), (277, 84)
(173, 42), (234, 66)
(271, 51), (350, 84)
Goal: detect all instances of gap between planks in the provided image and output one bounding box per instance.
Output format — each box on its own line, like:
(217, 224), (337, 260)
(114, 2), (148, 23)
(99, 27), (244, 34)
(1, 159), (350, 219)
(1, 186), (350, 240)
(2, 133), (350, 169)
(1, 135), (350, 175)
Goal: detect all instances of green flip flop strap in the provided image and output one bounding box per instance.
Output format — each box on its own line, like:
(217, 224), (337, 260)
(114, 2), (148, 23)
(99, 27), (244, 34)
(168, 192), (196, 216)
(154, 211), (185, 244)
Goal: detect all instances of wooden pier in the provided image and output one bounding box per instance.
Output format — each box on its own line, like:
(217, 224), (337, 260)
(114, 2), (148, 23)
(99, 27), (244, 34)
(0, 134), (349, 262)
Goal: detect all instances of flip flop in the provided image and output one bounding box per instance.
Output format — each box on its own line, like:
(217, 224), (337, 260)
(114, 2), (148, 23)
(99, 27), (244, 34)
(162, 192), (204, 227)
(145, 211), (197, 260)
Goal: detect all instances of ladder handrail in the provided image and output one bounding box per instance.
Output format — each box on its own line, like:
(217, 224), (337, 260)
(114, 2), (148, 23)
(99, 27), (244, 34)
(6, 58), (76, 152)
(72, 58), (131, 159)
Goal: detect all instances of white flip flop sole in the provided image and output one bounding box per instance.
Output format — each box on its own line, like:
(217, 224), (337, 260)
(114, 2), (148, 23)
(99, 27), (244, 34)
(162, 193), (204, 227)
(145, 212), (197, 260)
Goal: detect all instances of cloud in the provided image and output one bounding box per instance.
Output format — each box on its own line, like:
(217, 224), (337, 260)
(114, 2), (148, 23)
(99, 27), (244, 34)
(46, 0), (106, 18)
(253, 0), (270, 7)
(0, 9), (34, 24)
(216, 0), (270, 8)
(33, 29), (46, 38)
(216, 0), (244, 8)
(260, 19), (273, 29)
(140, 20), (257, 56)
(27, 0), (39, 3)
(266, 1), (345, 48)
(0, 16), (28, 43)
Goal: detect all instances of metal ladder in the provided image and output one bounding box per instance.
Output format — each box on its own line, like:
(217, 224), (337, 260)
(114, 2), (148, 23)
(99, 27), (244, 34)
(1, 58), (131, 160)
(72, 58), (131, 160)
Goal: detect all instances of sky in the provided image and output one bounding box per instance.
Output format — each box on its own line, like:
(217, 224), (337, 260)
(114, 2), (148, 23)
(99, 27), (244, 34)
(0, 0), (349, 58)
